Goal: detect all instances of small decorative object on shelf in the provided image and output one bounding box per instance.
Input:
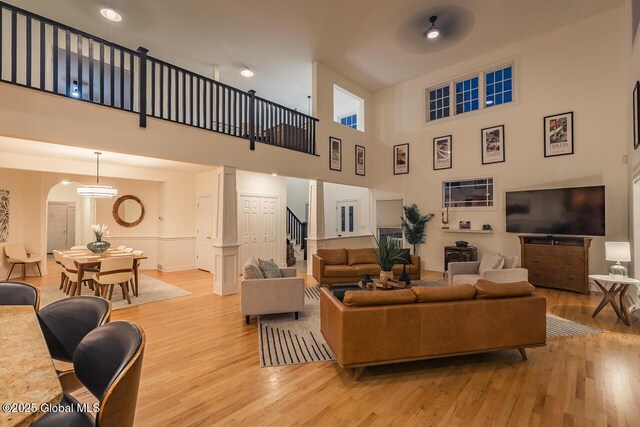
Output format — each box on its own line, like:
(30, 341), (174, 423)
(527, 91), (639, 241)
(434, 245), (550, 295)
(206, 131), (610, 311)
(605, 242), (631, 279)
(399, 266), (411, 287)
(441, 206), (449, 230)
(455, 240), (468, 248)
(482, 224), (492, 231)
(87, 224), (111, 254)
(459, 221), (471, 229)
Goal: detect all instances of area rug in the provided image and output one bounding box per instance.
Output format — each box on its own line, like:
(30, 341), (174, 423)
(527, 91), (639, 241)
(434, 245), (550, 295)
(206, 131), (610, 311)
(39, 274), (192, 310)
(258, 285), (602, 367)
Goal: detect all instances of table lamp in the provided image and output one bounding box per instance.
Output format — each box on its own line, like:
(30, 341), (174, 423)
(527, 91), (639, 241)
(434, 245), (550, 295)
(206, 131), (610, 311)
(605, 242), (631, 279)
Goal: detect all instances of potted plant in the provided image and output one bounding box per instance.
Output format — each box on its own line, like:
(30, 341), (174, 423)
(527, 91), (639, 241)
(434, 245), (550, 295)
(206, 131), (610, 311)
(87, 224), (111, 254)
(373, 234), (402, 283)
(401, 204), (434, 255)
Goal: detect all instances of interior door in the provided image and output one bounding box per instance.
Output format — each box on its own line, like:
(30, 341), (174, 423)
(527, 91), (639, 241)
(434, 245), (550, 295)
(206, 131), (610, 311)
(66, 204), (76, 248)
(196, 195), (214, 271)
(260, 197), (277, 261)
(239, 196), (259, 266)
(47, 202), (70, 253)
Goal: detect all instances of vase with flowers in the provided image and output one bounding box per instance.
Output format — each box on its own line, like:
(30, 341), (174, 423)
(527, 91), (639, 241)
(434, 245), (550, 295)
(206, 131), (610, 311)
(87, 224), (111, 254)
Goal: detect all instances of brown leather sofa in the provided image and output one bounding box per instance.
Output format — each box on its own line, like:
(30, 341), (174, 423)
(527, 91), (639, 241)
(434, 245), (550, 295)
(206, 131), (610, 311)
(312, 248), (421, 285)
(320, 281), (546, 379)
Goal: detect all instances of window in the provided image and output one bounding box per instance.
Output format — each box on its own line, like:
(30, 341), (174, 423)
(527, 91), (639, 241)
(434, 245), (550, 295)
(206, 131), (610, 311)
(485, 65), (512, 108)
(425, 61), (514, 123)
(334, 85), (364, 131)
(455, 76), (479, 114)
(427, 85), (450, 121)
(339, 113), (358, 129)
(442, 178), (494, 209)
(336, 200), (359, 236)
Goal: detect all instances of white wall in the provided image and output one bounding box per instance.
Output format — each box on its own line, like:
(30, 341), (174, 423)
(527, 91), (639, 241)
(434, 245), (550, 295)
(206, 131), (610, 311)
(323, 182), (371, 238)
(286, 177), (309, 221)
(373, 6), (629, 273)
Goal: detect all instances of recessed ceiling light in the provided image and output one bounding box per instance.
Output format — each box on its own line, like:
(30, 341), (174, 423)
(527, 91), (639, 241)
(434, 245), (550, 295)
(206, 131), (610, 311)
(61, 180), (72, 185)
(425, 16), (440, 39)
(271, 173), (278, 177)
(100, 7), (122, 22)
(241, 67), (254, 78)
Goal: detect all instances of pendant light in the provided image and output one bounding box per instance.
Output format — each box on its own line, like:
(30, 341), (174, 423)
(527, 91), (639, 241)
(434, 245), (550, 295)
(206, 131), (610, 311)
(77, 152), (118, 198)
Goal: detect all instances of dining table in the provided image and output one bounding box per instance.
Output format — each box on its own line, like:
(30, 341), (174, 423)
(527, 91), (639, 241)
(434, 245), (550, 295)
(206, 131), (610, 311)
(62, 251), (147, 297)
(0, 306), (63, 426)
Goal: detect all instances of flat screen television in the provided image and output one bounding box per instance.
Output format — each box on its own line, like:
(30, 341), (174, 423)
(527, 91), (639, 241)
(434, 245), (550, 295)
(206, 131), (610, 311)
(505, 185), (605, 236)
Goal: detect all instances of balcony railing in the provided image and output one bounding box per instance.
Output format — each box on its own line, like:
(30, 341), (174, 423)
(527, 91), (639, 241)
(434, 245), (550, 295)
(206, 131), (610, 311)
(0, 1), (318, 155)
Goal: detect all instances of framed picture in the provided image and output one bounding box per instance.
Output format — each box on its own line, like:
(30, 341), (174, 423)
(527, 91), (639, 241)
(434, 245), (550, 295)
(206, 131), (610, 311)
(481, 125), (505, 164)
(433, 135), (452, 170)
(544, 112), (574, 157)
(393, 143), (410, 175)
(0, 189), (9, 243)
(634, 81), (639, 150)
(329, 137), (342, 171)
(355, 145), (365, 176)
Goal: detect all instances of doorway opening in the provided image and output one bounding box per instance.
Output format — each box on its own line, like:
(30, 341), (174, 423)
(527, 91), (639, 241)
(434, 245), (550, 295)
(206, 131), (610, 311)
(46, 181), (95, 254)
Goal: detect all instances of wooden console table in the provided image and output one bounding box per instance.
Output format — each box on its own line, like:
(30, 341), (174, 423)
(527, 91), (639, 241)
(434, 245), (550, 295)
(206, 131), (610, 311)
(519, 235), (591, 294)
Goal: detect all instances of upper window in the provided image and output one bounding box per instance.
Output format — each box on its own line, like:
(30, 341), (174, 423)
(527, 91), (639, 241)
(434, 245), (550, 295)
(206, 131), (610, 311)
(334, 85), (364, 132)
(340, 113), (358, 129)
(428, 85), (450, 121)
(336, 200), (359, 236)
(442, 178), (494, 209)
(426, 61), (514, 123)
(455, 76), (479, 114)
(485, 65), (512, 108)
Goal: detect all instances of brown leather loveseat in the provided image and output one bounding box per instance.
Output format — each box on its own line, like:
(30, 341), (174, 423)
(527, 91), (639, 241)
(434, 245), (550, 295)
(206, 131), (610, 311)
(320, 280), (547, 379)
(312, 248), (421, 285)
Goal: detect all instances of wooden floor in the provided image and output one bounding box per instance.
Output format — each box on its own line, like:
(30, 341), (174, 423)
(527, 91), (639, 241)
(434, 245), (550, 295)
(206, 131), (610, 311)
(21, 261), (640, 426)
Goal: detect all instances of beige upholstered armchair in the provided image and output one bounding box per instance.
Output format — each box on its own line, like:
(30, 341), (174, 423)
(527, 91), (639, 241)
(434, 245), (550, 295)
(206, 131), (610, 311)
(241, 265), (305, 324)
(4, 244), (43, 280)
(448, 254), (528, 285)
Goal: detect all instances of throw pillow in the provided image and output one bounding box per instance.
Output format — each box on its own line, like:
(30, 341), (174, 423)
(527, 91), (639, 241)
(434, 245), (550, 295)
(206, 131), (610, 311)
(258, 259), (283, 278)
(243, 262), (264, 280)
(479, 253), (504, 274)
(502, 255), (519, 269)
(397, 248), (412, 265)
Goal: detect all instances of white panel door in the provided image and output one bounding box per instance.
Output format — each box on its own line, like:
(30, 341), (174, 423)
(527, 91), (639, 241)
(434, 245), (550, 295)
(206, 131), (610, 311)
(47, 202), (70, 253)
(239, 195), (279, 268)
(66, 205), (76, 248)
(196, 196), (214, 271)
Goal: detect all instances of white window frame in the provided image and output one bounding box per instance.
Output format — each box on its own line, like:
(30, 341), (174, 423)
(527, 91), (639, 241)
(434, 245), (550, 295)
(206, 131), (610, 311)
(424, 58), (517, 125)
(442, 177), (497, 212)
(336, 199), (359, 236)
(333, 85), (365, 132)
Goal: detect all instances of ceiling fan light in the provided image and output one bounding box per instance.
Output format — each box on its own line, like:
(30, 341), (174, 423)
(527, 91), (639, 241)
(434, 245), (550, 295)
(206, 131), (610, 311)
(240, 67), (254, 78)
(426, 26), (440, 39)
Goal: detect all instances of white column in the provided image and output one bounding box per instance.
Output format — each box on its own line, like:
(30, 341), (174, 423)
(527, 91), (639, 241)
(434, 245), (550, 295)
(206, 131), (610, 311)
(306, 180), (326, 272)
(212, 165), (239, 295)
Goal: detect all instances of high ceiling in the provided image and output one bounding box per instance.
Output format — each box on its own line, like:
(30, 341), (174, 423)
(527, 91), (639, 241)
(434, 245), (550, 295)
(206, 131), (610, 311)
(7, 0), (623, 112)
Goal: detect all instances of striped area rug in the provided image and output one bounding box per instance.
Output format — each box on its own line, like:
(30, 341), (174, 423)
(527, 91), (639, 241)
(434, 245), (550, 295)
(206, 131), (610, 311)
(258, 285), (603, 367)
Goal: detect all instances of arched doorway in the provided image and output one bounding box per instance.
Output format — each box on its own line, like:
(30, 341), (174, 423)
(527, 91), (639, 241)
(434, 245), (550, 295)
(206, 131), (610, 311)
(46, 181), (95, 253)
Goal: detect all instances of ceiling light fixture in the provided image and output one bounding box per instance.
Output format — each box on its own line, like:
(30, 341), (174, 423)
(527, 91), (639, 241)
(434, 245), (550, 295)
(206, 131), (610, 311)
(77, 152), (118, 198)
(240, 67), (254, 78)
(100, 7), (122, 22)
(425, 16), (440, 39)
(271, 173), (278, 177)
(71, 80), (80, 98)
(61, 180), (72, 185)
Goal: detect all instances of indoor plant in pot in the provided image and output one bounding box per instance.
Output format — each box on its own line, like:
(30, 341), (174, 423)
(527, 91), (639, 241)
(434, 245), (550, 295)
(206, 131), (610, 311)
(373, 234), (402, 283)
(87, 224), (111, 254)
(401, 204), (434, 256)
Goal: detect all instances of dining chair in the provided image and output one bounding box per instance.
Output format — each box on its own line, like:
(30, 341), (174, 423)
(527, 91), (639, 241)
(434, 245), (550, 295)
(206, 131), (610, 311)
(32, 321), (146, 427)
(124, 248), (134, 253)
(52, 250), (68, 292)
(0, 281), (40, 310)
(61, 256), (94, 296)
(117, 245), (126, 251)
(92, 257), (135, 304)
(3, 244), (42, 280)
(37, 296), (111, 392)
(129, 251), (144, 296)
(70, 246), (87, 251)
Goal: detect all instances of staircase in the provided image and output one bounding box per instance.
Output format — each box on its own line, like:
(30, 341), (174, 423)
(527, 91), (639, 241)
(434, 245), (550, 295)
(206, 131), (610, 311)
(286, 208), (307, 263)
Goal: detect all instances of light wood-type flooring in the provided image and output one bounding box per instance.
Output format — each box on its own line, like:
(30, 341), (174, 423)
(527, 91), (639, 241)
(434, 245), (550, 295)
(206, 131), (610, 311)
(20, 260), (640, 426)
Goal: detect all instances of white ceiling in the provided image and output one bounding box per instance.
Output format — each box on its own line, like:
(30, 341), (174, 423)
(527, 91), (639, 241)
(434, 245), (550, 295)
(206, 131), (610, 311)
(0, 136), (214, 174)
(7, 0), (623, 112)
